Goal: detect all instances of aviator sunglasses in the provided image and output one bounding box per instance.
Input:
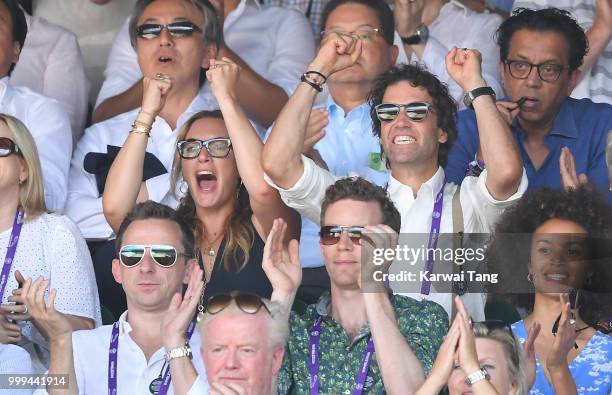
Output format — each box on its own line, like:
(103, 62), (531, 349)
(136, 21), (202, 39)
(374, 102), (433, 122)
(0, 137), (21, 157)
(206, 292), (271, 315)
(119, 244), (189, 268)
(319, 225), (366, 246)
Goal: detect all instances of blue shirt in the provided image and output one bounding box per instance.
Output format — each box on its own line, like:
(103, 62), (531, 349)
(446, 97), (612, 201)
(512, 320), (612, 394)
(298, 97), (387, 268)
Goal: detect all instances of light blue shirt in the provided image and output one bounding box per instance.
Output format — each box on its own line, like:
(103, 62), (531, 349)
(299, 97), (388, 268)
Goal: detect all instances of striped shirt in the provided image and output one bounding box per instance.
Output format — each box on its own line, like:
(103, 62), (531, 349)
(513, 0), (612, 105)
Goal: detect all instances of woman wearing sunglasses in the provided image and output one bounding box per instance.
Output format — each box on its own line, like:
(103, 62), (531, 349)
(103, 57), (299, 301)
(0, 114), (101, 372)
(487, 186), (612, 395)
(415, 296), (529, 395)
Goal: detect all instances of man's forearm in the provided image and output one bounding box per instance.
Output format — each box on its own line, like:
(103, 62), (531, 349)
(219, 46), (288, 128)
(580, 23), (612, 85)
(48, 334), (78, 395)
(92, 79), (143, 124)
(364, 293), (424, 394)
(472, 89), (522, 199)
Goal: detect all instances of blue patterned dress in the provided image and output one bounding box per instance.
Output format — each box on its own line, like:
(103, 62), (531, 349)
(512, 320), (612, 394)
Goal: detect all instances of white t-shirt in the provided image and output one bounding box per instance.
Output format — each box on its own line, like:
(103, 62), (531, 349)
(0, 213), (102, 372)
(0, 344), (33, 394)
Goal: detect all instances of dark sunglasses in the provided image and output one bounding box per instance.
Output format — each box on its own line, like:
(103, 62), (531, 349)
(119, 244), (188, 268)
(136, 21), (202, 39)
(319, 225), (365, 246)
(374, 102), (432, 122)
(477, 319), (513, 333)
(0, 137), (20, 157)
(177, 138), (232, 159)
(206, 292), (270, 315)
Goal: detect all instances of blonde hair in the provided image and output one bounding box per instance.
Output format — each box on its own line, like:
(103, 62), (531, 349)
(171, 110), (254, 271)
(0, 114), (46, 219)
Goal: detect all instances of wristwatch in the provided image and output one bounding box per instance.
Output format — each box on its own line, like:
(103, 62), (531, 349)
(400, 24), (429, 45)
(165, 344), (192, 362)
(465, 368), (490, 386)
(463, 86), (496, 109)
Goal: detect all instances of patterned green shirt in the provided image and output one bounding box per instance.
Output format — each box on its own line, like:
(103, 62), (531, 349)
(278, 293), (448, 394)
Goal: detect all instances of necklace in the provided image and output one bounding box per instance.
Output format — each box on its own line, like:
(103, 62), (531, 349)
(202, 232), (224, 257)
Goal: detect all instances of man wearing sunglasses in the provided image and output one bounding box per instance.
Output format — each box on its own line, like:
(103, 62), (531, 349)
(27, 201), (210, 395)
(0, 0), (72, 211)
(446, 8), (612, 202)
(259, 180), (448, 394)
(91, 0), (314, 132)
(264, 30), (526, 320)
(65, 0), (222, 317)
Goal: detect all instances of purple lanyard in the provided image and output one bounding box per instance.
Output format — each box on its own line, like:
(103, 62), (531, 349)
(108, 318), (196, 395)
(308, 315), (375, 395)
(420, 183), (445, 295)
(0, 208), (24, 301)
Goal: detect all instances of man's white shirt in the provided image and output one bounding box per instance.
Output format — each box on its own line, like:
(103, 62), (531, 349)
(265, 156), (528, 320)
(0, 76), (72, 211)
(33, 312), (208, 395)
(65, 87), (217, 240)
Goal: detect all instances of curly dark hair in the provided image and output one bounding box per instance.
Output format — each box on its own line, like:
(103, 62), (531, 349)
(0, 0), (27, 76)
(319, 0), (395, 46)
(487, 186), (612, 329)
(496, 8), (588, 72)
(320, 177), (400, 233)
(368, 64), (458, 168)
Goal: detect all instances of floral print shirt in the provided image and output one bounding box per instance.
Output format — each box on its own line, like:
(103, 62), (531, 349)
(278, 292), (448, 394)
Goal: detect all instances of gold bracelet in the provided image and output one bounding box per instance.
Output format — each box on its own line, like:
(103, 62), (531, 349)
(131, 123), (151, 137)
(133, 120), (152, 129)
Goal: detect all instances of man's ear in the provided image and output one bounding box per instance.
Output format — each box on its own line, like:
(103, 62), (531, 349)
(389, 44), (399, 65)
(111, 258), (123, 284)
(11, 41), (21, 65)
(202, 43), (219, 69)
(499, 61), (508, 89)
(271, 346), (285, 376)
(568, 68), (580, 93)
(438, 128), (448, 144)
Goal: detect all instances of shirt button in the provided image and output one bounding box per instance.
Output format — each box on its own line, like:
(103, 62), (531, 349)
(344, 390), (351, 394)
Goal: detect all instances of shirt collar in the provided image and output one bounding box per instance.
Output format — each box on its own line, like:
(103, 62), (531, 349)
(315, 291), (332, 317)
(175, 84), (219, 129)
(325, 96), (369, 118)
(0, 76), (11, 105)
(444, 0), (470, 16)
(118, 310), (132, 335)
(387, 166), (446, 200)
(511, 98), (578, 139)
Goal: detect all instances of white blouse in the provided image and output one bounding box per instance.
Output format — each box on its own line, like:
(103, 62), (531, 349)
(0, 213), (101, 372)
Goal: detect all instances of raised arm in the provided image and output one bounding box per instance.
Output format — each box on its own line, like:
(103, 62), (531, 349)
(207, 58), (299, 241)
(102, 75), (170, 232)
(446, 47), (523, 200)
(262, 34), (362, 190)
(578, 0), (611, 86)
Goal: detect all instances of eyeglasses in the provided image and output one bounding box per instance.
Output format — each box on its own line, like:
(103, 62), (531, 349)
(0, 137), (20, 157)
(119, 244), (188, 268)
(477, 320), (513, 333)
(319, 225), (365, 246)
(177, 138), (232, 159)
(136, 21), (202, 39)
(321, 26), (381, 41)
(504, 60), (569, 82)
(374, 102), (433, 123)
(206, 292), (271, 315)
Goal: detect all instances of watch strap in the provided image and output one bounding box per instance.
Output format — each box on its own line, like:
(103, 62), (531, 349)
(465, 368), (490, 385)
(464, 86), (496, 109)
(165, 344), (192, 362)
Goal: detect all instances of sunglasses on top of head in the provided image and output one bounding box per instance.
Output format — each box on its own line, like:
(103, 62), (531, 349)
(177, 138), (232, 159)
(205, 292), (271, 315)
(0, 137), (21, 158)
(136, 21), (202, 39)
(374, 102), (433, 123)
(319, 225), (366, 246)
(119, 244), (189, 268)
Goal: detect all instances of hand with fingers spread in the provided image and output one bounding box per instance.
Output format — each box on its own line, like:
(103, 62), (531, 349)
(495, 101), (521, 126)
(262, 219), (301, 313)
(309, 32), (363, 78)
(303, 108), (328, 156)
(0, 271), (30, 323)
(207, 57), (241, 104)
(560, 147), (589, 191)
(394, 0), (426, 38)
(359, 224), (398, 290)
(162, 264), (204, 350)
(141, 72), (173, 120)
(523, 321), (541, 390)
(21, 276), (73, 340)
(445, 47), (486, 92)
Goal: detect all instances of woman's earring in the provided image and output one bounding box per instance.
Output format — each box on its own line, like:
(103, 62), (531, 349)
(527, 273), (534, 283)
